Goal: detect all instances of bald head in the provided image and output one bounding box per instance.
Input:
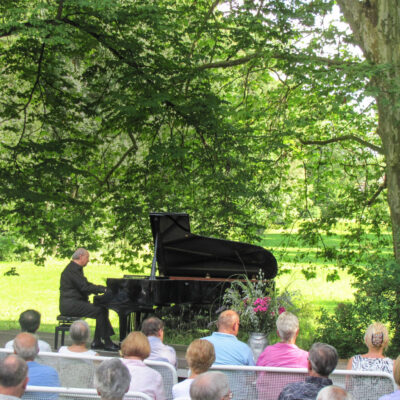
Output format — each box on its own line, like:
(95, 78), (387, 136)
(317, 385), (353, 400)
(217, 310), (240, 336)
(0, 355), (28, 398)
(13, 332), (38, 361)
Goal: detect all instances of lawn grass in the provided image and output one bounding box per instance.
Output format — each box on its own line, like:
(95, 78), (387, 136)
(0, 230), (388, 344)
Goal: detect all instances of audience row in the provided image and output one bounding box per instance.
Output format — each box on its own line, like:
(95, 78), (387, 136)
(1, 308), (398, 400)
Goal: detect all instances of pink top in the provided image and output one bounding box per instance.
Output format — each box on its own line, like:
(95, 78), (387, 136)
(121, 359), (166, 400)
(256, 342), (309, 368)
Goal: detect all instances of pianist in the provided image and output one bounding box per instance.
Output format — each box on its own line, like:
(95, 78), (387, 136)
(59, 248), (118, 351)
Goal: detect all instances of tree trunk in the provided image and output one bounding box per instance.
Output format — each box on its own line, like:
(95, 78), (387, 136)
(336, 0), (400, 259)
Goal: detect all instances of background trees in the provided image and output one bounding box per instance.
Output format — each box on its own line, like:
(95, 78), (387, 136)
(0, 0), (396, 272)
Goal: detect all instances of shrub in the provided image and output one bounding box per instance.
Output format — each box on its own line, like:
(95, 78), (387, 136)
(317, 259), (400, 358)
(316, 303), (367, 358)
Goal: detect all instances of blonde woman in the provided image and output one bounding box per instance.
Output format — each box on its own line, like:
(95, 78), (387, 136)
(120, 331), (166, 400)
(172, 339), (215, 399)
(347, 322), (393, 374)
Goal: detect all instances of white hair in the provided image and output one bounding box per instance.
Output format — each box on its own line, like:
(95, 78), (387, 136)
(13, 334), (38, 361)
(190, 371), (230, 400)
(94, 359), (130, 400)
(317, 385), (353, 400)
(276, 312), (299, 342)
(69, 320), (90, 344)
(72, 248), (88, 260)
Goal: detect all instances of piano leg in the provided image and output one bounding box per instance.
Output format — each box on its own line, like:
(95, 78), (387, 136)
(134, 312), (141, 331)
(118, 312), (129, 342)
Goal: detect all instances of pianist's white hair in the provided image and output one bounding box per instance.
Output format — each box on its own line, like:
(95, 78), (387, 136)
(72, 248), (88, 260)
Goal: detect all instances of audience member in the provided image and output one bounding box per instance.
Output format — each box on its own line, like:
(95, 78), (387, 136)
(0, 355), (28, 400)
(94, 358), (130, 400)
(347, 322), (393, 374)
(257, 311), (308, 367)
(13, 333), (60, 395)
(5, 310), (51, 352)
(172, 339), (215, 399)
(202, 310), (254, 366)
(317, 386), (353, 400)
(120, 331), (166, 400)
(190, 371), (231, 400)
(141, 317), (176, 366)
(58, 320), (98, 356)
(379, 354), (400, 400)
(278, 342), (338, 400)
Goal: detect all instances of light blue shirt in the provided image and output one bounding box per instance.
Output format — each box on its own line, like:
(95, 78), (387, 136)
(379, 390), (400, 400)
(147, 336), (177, 367)
(202, 332), (255, 366)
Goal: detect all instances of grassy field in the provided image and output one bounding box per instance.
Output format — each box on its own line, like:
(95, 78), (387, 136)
(0, 231), (363, 346)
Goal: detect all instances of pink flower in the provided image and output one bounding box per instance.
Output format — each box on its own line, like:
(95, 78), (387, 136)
(279, 307), (286, 314)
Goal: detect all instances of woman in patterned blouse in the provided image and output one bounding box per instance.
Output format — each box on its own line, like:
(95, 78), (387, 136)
(347, 322), (393, 374)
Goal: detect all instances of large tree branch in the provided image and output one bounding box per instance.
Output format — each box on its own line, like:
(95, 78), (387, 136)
(366, 174), (387, 206)
(299, 135), (383, 155)
(100, 144), (137, 187)
(56, 0), (64, 20)
(16, 42), (46, 146)
(197, 51), (358, 70)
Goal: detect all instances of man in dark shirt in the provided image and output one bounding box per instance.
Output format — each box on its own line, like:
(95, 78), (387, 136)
(278, 343), (338, 400)
(59, 248), (118, 351)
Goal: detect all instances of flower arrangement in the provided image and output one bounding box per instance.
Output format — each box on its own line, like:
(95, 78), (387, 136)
(223, 270), (292, 333)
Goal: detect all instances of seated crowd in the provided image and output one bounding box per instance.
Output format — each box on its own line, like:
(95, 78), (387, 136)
(1, 308), (398, 400)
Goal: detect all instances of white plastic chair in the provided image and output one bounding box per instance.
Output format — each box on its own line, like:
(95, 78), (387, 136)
(24, 385), (152, 400)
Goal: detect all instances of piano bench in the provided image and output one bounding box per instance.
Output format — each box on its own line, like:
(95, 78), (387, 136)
(55, 315), (81, 350)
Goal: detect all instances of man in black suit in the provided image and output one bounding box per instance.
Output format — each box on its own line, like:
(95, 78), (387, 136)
(59, 248), (118, 351)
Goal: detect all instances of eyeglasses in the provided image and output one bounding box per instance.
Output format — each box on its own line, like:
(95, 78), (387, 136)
(222, 391), (233, 399)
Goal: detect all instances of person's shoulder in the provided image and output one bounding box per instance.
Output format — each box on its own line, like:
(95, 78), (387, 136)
(150, 367), (164, 384)
(4, 339), (13, 349)
(38, 340), (52, 352)
(164, 343), (176, 351)
(236, 337), (251, 349)
(39, 363), (59, 375)
(278, 381), (301, 400)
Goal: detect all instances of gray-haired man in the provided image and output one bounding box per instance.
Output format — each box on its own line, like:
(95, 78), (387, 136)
(59, 248), (118, 351)
(190, 371), (232, 400)
(94, 359), (130, 400)
(278, 343), (339, 400)
(0, 355), (28, 400)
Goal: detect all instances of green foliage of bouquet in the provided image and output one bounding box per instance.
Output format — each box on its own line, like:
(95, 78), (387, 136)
(223, 270), (293, 333)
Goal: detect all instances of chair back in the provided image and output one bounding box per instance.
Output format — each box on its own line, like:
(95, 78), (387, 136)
(24, 385), (152, 400)
(210, 365), (396, 400)
(144, 359), (178, 400)
(0, 349), (177, 400)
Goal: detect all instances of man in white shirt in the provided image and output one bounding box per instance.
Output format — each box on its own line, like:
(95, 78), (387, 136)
(5, 310), (51, 352)
(141, 317), (176, 367)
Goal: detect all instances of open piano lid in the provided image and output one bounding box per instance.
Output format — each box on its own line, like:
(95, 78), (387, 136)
(150, 212), (278, 279)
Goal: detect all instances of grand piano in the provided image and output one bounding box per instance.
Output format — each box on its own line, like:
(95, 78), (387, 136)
(98, 212), (278, 341)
